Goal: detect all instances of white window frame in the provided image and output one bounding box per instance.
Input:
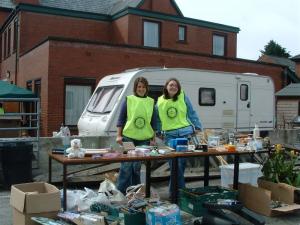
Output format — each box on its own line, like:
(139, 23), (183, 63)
(178, 25), (186, 42)
(240, 84), (249, 101)
(213, 34), (225, 56)
(199, 88), (216, 106)
(143, 20), (160, 48)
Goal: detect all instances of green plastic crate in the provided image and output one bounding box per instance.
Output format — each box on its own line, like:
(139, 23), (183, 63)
(124, 212), (146, 225)
(179, 186), (238, 217)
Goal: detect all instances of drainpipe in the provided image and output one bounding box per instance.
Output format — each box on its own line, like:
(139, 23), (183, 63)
(14, 12), (19, 85)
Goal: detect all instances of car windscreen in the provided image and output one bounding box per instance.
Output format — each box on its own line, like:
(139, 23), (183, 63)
(86, 85), (123, 114)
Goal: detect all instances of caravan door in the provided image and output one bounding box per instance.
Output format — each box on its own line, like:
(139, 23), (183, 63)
(237, 81), (251, 130)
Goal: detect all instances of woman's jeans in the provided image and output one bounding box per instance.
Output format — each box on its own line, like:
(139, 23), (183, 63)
(117, 136), (150, 194)
(165, 132), (189, 194)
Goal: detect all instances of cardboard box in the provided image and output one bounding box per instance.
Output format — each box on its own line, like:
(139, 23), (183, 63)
(239, 179), (300, 216)
(10, 182), (61, 225)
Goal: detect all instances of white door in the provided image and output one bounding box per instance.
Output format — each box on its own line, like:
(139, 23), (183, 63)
(237, 81), (251, 130)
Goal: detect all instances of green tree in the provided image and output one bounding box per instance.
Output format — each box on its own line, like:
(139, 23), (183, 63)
(260, 40), (291, 58)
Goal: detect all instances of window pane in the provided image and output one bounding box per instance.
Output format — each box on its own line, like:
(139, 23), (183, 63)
(65, 85), (91, 125)
(199, 88), (215, 106)
(105, 87), (123, 112)
(213, 35), (225, 56)
(148, 85), (164, 103)
(179, 26), (185, 41)
(87, 86), (123, 114)
(26, 81), (32, 90)
(144, 21), (159, 48)
(240, 84), (248, 101)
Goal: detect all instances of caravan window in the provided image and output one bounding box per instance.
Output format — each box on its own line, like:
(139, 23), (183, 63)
(199, 88), (215, 106)
(87, 85), (123, 114)
(148, 85), (164, 103)
(240, 84), (248, 101)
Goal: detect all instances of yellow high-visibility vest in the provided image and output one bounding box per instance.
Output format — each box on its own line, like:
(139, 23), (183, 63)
(157, 91), (190, 131)
(123, 95), (154, 140)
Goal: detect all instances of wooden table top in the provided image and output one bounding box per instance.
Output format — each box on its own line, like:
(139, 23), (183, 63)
(48, 148), (268, 165)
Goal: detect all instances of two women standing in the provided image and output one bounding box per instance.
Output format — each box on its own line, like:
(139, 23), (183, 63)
(116, 76), (202, 195)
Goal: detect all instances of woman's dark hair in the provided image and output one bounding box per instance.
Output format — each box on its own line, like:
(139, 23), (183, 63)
(163, 78), (181, 101)
(133, 76), (149, 97)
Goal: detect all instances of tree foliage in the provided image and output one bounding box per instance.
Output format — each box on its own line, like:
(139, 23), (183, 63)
(260, 40), (291, 58)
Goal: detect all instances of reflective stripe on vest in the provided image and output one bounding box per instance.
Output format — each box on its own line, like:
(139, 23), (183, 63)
(157, 91), (190, 131)
(123, 95), (154, 140)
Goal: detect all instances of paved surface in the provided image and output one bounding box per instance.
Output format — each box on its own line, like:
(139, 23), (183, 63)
(0, 189), (12, 225)
(1, 179), (300, 225)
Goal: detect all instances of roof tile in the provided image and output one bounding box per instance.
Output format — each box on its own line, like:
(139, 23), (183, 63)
(0, 0), (143, 15)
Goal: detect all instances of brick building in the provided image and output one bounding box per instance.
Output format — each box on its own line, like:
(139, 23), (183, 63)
(0, 0), (295, 136)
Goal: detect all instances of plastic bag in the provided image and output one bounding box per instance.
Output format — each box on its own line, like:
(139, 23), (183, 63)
(126, 184), (160, 203)
(126, 184), (145, 201)
(61, 189), (85, 211)
(98, 179), (126, 203)
(62, 188), (111, 212)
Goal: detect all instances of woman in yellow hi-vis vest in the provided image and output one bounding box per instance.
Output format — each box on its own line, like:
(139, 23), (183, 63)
(0, 103), (4, 114)
(116, 77), (156, 194)
(157, 78), (202, 195)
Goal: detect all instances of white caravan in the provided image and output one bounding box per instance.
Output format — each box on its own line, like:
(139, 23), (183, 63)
(78, 68), (275, 136)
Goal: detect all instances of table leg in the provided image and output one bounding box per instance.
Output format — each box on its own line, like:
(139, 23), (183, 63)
(171, 157), (178, 203)
(145, 161), (151, 198)
(204, 156), (209, 186)
(63, 164), (67, 211)
(233, 154), (240, 190)
(48, 156), (52, 183)
(250, 152), (254, 163)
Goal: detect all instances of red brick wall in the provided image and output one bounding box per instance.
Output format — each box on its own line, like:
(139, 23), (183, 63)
(0, 10), (11, 27)
(112, 16), (129, 44)
(139, 0), (179, 16)
(128, 15), (141, 45)
(22, 40), (281, 136)
(295, 63), (300, 77)
(0, 53), (16, 82)
(18, 42), (49, 134)
(18, 11), (111, 54)
(127, 15), (237, 57)
(1, 17), (17, 82)
(1, 7), (238, 81)
(14, 0), (39, 5)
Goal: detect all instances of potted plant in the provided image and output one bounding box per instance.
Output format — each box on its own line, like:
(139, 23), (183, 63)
(262, 144), (300, 187)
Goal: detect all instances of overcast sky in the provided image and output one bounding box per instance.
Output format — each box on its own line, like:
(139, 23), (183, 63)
(175, 0), (300, 60)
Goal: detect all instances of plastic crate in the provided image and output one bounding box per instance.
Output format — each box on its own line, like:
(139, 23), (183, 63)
(220, 163), (262, 188)
(179, 186), (237, 217)
(124, 212), (145, 225)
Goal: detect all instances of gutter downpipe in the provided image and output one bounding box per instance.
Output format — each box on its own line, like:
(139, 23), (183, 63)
(14, 11), (19, 85)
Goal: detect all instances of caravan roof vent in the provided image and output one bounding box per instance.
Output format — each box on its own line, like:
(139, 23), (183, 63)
(243, 72), (259, 76)
(124, 67), (165, 72)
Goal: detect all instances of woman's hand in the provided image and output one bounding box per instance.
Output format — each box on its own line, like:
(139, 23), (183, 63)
(116, 135), (123, 145)
(150, 138), (156, 146)
(156, 132), (164, 140)
(194, 129), (202, 135)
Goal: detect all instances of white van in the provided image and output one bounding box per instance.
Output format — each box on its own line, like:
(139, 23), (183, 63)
(78, 68), (274, 136)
